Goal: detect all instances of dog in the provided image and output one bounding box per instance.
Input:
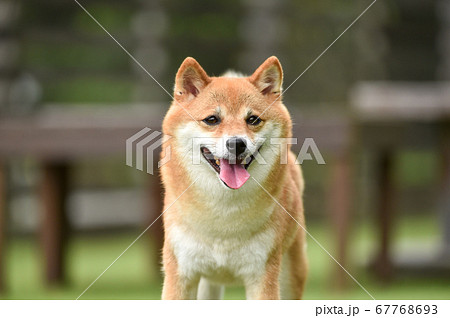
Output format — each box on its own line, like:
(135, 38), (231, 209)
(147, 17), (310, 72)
(160, 56), (307, 299)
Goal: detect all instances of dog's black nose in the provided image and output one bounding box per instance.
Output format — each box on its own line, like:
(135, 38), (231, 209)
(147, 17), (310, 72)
(226, 137), (247, 157)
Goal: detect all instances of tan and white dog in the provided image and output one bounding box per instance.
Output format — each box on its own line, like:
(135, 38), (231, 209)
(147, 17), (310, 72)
(160, 56), (307, 300)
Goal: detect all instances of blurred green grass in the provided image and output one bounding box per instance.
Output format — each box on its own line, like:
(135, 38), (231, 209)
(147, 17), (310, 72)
(2, 215), (449, 300)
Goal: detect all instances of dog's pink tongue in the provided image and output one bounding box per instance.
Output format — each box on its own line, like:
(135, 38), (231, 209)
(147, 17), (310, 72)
(219, 159), (250, 189)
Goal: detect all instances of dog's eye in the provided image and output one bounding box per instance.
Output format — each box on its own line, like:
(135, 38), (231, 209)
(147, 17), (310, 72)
(246, 115), (262, 125)
(203, 115), (220, 126)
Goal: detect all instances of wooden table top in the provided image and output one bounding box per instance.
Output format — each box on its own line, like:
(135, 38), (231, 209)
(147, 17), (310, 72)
(351, 81), (450, 122)
(0, 103), (351, 160)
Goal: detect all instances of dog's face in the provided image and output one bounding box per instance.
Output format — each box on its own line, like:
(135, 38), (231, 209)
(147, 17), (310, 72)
(162, 57), (292, 190)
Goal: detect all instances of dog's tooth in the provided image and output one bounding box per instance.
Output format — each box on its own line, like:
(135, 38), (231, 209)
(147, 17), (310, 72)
(215, 159), (220, 166)
(214, 156), (218, 160)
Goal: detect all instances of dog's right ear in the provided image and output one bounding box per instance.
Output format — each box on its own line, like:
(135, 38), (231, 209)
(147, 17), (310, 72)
(249, 56), (283, 100)
(174, 57), (211, 102)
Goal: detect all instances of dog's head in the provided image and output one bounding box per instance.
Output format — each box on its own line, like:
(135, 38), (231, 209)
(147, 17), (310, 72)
(162, 56), (292, 190)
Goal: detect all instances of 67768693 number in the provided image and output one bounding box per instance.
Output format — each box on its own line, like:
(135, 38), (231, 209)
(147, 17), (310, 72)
(375, 305), (438, 315)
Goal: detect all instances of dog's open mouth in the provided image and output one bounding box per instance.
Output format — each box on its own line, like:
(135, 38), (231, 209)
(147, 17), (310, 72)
(201, 147), (259, 190)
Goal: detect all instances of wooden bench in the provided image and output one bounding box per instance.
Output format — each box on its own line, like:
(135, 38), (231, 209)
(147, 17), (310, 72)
(0, 104), (165, 289)
(0, 105), (353, 292)
(351, 81), (450, 280)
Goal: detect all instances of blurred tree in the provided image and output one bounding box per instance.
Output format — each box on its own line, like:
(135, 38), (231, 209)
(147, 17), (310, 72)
(162, 0), (243, 87)
(383, 0), (438, 81)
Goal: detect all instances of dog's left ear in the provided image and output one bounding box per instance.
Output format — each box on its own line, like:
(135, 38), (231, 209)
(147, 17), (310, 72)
(249, 56), (283, 98)
(174, 57), (211, 102)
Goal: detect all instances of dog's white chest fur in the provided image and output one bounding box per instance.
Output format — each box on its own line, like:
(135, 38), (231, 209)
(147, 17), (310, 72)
(169, 222), (276, 285)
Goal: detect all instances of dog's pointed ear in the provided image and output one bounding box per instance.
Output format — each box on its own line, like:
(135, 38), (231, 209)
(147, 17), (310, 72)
(249, 56), (283, 98)
(174, 57), (211, 102)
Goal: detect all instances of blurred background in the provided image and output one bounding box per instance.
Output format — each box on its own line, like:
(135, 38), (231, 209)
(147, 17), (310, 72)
(0, 0), (449, 299)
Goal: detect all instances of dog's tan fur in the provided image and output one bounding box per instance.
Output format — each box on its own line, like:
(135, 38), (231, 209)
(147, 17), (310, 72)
(160, 57), (307, 299)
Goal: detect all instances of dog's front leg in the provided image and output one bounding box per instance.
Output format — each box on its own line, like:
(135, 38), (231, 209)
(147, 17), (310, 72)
(245, 251), (282, 300)
(162, 245), (199, 300)
(162, 273), (199, 300)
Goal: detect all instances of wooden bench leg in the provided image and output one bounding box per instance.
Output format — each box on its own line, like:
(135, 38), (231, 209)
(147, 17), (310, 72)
(40, 162), (69, 285)
(328, 154), (352, 289)
(0, 163), (6, 292)
(440, 126), (450, 254)
(373, 151), (395, 282)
